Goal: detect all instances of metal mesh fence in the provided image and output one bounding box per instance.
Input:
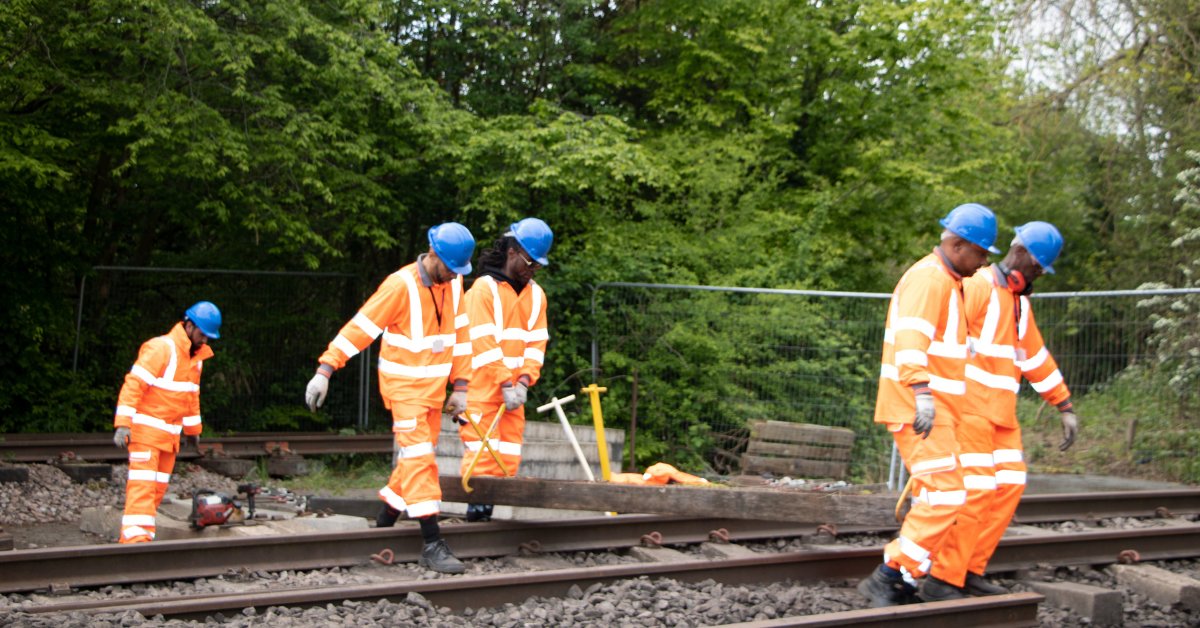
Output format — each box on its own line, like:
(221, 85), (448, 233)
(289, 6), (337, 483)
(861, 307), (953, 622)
(590, 283), (1200, 483)
(73, 266), (389, 433)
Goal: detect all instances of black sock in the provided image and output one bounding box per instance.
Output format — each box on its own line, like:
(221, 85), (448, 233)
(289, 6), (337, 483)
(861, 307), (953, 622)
(418, 515), (440, 545)
(376, 505), (401, 528)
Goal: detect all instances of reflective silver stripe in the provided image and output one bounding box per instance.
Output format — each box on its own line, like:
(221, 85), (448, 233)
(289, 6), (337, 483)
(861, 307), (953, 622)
(524, 347), (544, 365)
(898, 535), (930, 562)
(979, 288), (1001, 346)
(393, 417), (418, 431)
(157, 336), (178, 382)
(128, 469), (158, 481)
(469, 324), (499, 340)
(398, 270), (424, 342)
(333, 334), (360, 358)
(130, 364), (198, 393)
(894, 349), (927, 366)
(971, 340), (1017, 360)
(182, 415), (201, 427)
(132, 414), (183, 435)
(916, 487), (967, 506)
(381, 330), (456, 352)
(959, 453), (994, 468)
(1018, 296), (1031, 339)
(455, 314), (469, 328)
(944, 291), (960, 345)
(501, 327), (549, 342)
(895, 317), (936, 339)
(453, 342), (472, 356)
(1029, 369), (1064, 393)
(528, 281), (543, 330)
(406, 499), (440, 519)
(963, 475), (997, 490)
(992, 449), (1023, 464)
(351, 312), (383, 339)
(122, 514), (156, 527)
(481, 276), (503, 342)
(502, 356), (525, 369)
(122, 526), (153, 540)
(927, 341), (968, 359)
(116, 405), (136, 417)
(131, 364), (158, 386)
(1018, 347), (1049, 371)
(965, 364), (1020, 392)
(155, 472), (171, 484)
(911, 455), (956, 475)
(928, 375), (966, 395)
(377, 358), (452, 379)
(464, 439), (499, 452)
(397, 442), (434, 459)
(879, 364), (899, 380)
(883, 328), (895, 344)
(496, 441), (522, 456)
(128, 450), (152, 462)
(451, 275), (462, 317)
(472, 348), (504, 370)
(378, 486), (407, 511)
(995, 470), (1027, 485)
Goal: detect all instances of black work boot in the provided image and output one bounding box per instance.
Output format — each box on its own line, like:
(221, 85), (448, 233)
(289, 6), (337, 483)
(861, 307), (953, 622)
(419, 539), (465, 574)
(857, 565), (916, 607)
(375, 505), (402, 528)
(964, 572), (1008, 596)
(917, 575), (966, 602)
(465, 503), (493, 522)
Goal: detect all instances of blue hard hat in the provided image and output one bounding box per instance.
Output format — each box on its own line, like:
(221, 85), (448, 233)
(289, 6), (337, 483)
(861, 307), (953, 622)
(509, 218), (553, 266)
(1014, 221), (1063, 274)
(428, 222), (475, 275)
(940, 203), (1001, 255)
(185, 301), (222, 339)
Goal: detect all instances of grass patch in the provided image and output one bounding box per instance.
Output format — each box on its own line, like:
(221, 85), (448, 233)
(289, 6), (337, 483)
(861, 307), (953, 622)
(271, 453), (393, 494)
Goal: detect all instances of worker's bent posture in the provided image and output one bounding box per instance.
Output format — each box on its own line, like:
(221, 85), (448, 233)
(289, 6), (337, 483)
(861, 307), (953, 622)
(458, 218), (552, 523)
(859, 204), (998, 606)
(305, 222), (475, 574)
(113, 301), (222, 543)
(942, 221), (1077, 596)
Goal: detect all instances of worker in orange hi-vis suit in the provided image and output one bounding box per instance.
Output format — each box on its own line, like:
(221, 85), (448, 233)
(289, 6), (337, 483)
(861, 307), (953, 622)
(937, 221), (1077, 598)
(458, 217), (552, 523)
(304, 222), (475, 575)
(857, 203), (999, 607)
(113, 301), (221, 544)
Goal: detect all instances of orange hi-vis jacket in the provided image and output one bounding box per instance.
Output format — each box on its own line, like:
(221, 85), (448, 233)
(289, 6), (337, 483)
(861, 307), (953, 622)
(318, 258), (471, 409)
(466, 275), (548, 394)
(961, 266), (1072, 427)
(876, 250), (970, 425)
(114, 323), (212, 452)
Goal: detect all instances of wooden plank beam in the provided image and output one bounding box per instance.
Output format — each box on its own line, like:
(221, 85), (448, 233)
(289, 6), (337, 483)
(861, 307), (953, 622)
(439, 476), (898, 526)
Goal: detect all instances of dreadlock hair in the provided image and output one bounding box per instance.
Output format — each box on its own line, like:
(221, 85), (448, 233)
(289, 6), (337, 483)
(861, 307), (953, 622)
(478, 235), (517, 270)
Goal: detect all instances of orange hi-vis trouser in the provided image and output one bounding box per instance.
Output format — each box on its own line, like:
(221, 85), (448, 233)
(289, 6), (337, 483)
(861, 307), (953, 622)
(378, 404), (443, 519)
(885, 421), (966, 585)
(458, 400), (524, 479)
(120, 442), (177, 543)
(933, 416), (1026, 583)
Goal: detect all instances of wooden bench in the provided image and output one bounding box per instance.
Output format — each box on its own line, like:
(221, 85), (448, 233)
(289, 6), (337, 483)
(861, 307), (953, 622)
(740, 420), (856, 479)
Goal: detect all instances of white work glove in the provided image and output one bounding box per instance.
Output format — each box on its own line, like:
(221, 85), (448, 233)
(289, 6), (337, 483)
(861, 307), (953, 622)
(305, 372), (330, 412)
(113, 427), (131, 449)
(444, 390), (467, 416)
(502, 384), (521, 411)
(1059, 411), (1078, 451)
(913, 392), (935, 439)
(513, 382), (528, 406)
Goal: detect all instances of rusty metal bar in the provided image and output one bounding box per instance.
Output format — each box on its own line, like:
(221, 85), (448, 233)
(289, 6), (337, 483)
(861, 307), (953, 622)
(1014, 489), (1200, 522)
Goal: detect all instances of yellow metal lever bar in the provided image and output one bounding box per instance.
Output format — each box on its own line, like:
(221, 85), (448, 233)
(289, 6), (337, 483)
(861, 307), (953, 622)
(461, 405), (509, 494)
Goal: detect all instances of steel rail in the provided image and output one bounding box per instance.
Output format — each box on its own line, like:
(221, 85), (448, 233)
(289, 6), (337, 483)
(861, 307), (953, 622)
(0, 433), (391, 462)
(0, 515), (817, 594)
(722, 593), (1043, 627)
(21, 550), (1050, 622)
(1014, 489), (1200, 522)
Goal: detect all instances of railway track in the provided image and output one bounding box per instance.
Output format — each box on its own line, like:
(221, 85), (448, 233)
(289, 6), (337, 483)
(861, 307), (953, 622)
(4, 516), (1199, 626)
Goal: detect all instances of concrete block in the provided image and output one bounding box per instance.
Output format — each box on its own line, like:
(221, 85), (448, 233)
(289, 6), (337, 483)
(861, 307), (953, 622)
(54, 463), (111, 484)
(1025, 580), (1123, 626)
(1111, 564), (1200, 610)
(0, 465), (30, 484)
(80, 506), (121, 538)
(502, 554), (575, 571)
(194, 457), (256, 478)
(627, 545), (693, 563)
(1004, 524), (1062, 537)
(272, 514), (369, 534)
(266, 454), (314, 478)
(699, 542), (759, 560)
